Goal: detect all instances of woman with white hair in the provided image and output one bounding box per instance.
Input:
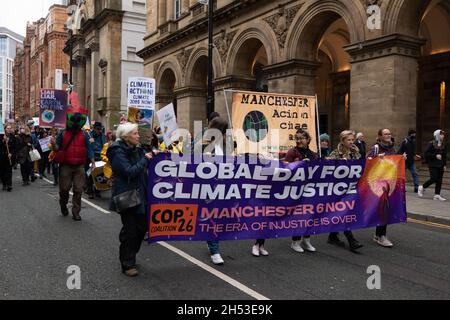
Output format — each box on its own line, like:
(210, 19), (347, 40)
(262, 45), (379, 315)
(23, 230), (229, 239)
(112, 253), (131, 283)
(107, 123), (154, 277)
(419, 130), (447, 201)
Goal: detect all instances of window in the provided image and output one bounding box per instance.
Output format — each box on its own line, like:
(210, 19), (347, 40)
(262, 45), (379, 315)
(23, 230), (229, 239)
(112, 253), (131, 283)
(174, 0), (181, 19)
(132, 1), (145, 12)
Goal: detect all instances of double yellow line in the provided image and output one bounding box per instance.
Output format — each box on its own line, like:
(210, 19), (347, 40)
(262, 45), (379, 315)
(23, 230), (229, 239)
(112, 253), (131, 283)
(408, 218), (450, 230)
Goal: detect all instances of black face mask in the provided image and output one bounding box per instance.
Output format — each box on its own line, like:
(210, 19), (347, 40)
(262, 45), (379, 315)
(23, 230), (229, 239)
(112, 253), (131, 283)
(410, 135), (416, 141)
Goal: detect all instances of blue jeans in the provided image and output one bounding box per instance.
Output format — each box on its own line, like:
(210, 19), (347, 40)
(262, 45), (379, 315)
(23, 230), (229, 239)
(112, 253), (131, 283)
(207, 241), (220, 255)
(407, 163), (420, 189)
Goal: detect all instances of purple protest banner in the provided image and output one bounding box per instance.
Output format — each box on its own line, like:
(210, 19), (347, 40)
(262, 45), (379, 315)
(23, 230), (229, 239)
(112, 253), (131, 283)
(39, 89), (68, 129)
(147, 154), (407, 243)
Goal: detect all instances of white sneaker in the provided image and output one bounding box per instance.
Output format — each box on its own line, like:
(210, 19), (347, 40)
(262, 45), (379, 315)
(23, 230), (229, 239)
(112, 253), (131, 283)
(252, 245), (260, 257)
(291, 241), (304, 253)
(300, 238), (316, 252)
(211, 253), (224, 265)
(374, 235), (393, 248)
(259, 246), (269, 256)
(418, 186), (424, 197)
(434, 195), (447, 202)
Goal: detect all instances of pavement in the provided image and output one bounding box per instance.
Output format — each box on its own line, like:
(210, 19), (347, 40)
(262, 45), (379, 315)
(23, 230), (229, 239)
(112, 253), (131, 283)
(406, 186), (450, 226)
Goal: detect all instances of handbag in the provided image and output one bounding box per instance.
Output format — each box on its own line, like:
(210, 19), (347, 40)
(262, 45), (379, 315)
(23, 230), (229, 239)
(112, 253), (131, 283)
(29, 149), (41, 162)
(113, 189), (142, 213)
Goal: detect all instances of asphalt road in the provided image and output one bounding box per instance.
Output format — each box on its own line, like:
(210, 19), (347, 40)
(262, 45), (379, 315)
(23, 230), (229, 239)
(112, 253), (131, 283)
(0, 172), (449, 300)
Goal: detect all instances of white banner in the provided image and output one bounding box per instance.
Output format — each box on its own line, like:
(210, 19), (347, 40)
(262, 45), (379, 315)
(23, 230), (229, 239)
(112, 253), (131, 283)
(157, 103), (179, 147)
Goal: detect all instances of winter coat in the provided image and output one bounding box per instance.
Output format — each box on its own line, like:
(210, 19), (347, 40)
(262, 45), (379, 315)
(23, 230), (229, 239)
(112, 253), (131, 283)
(0, 134), (16, 166)
(425, 141), (447, 169)
(285, 147), (318, 163)
(397, 137), (416, 167)
(90, 131), (106, 161)
(354, 140), (367, 158)
(328, 143), (361, 160)
(17, 134), (33, 164)
(367, 141), (396, 158)
(107, 140), (149, 214)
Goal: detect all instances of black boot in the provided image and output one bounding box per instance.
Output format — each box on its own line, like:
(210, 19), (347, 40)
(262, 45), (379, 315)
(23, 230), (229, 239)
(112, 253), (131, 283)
(328, 233), (345, 247)
(345, 232), (363, 253)
(61, 205), (69, 217)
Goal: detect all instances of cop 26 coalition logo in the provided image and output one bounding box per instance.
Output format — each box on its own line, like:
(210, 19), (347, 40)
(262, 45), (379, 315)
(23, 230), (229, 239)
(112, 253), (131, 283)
(366, 0), (382, 31)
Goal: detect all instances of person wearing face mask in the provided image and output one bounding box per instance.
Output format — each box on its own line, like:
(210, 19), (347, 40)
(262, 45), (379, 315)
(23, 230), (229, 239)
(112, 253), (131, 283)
(419, 130), (447, 201)
(398, 129), (421, 193)
(51, 92), (95, 221)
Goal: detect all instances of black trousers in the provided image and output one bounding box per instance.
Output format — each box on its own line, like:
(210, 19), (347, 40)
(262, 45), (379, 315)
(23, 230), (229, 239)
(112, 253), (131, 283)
(39, 152), (50, 176)
(1, 161), (13, 187)
(20, 161), (32, 182)
(119, 211), (148, 271)
(423, 167), (444, 195)
(330, 231), (356, 241)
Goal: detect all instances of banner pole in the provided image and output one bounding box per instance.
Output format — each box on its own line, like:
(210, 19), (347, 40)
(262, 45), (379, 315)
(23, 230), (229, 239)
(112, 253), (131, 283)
(315, 94), (322, 159)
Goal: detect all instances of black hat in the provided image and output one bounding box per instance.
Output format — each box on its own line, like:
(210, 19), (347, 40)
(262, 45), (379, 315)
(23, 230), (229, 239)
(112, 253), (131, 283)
(208, 112), (220, 122)
(93, 121), (103, 129)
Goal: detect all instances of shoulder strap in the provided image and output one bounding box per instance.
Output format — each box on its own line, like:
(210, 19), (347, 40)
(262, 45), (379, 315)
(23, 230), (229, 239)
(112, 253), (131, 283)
(61, 131), (79, 151)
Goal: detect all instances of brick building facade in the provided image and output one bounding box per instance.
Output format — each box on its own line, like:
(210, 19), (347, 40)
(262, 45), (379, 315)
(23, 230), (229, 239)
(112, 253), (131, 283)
(14, 4), (69, 121)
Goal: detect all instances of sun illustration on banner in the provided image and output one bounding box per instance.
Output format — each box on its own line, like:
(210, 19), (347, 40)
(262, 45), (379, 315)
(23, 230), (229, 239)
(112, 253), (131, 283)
(364, 158), (398, 197)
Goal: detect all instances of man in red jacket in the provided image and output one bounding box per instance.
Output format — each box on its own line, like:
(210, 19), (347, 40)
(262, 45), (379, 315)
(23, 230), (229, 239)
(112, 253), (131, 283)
(52, 92), (95, 221)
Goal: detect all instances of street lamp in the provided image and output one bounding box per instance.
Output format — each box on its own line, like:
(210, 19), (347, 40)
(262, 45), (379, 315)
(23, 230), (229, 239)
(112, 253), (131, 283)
(65, 4), (78, 93)
(199, 0), (214, 117)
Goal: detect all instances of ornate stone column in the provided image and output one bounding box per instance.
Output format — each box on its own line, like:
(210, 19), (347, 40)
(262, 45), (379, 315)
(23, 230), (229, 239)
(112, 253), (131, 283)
(345, 34), (426, 143)
(174, 86), (208, 132)
(263, 59), (321, 96)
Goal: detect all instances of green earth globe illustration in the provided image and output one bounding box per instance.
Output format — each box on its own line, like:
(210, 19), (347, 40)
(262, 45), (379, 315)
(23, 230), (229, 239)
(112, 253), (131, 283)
(243, 111), (269, 142)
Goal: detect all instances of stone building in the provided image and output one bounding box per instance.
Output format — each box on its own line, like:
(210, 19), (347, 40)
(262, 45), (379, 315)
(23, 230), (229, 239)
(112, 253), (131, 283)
(65, 0), (146, 129)
(138, 0), (450, 155)
(20, 4), (70, 119)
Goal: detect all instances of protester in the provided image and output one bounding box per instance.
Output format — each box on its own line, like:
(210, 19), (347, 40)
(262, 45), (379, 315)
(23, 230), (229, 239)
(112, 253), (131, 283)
(17, 127), (35, 186)
(100, 130), (116, 180)
(367, 128), (398, 248)
(327, 130), (364, 253)
(52, 92), (95, 221)
(319, 133), (331, 158)
(86, 122), (107, 199)
(398, 129), (421, 193)
(38, 130), (50, 179)
(355, 132), (367, 157)
(419, 130), (447, 201)
(204, 113), (229, 265)
(0, 124), (16, 191)
(107, 122), (154, 277)
(284, 128), (317, 253)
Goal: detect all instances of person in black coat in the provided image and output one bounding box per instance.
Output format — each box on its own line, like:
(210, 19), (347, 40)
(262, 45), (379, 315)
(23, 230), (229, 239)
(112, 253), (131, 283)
(418, 130), (447, 201)
(0, 124), (17, 191)
(397, 129), (421, 192)
(107, 123), (154, 277)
